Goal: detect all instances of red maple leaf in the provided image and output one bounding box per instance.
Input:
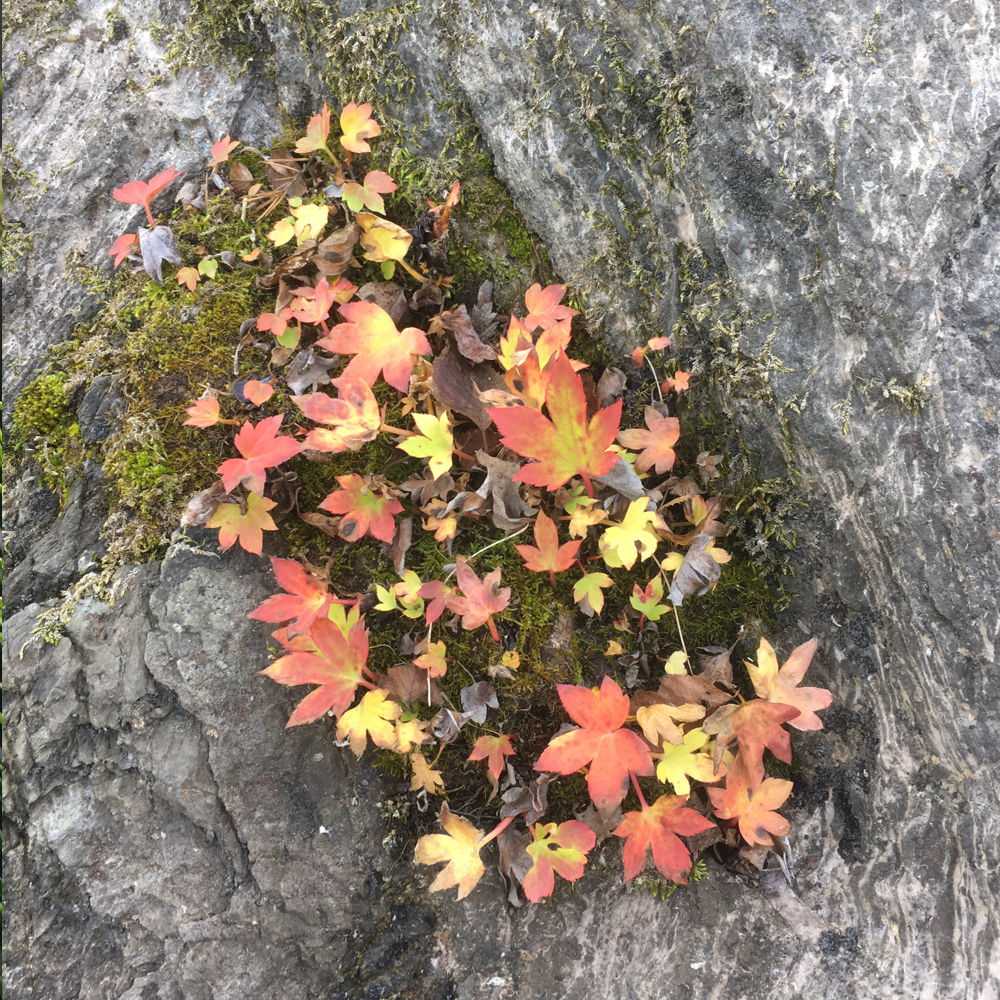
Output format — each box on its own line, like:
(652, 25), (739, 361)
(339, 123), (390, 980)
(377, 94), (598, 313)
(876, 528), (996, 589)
(109, 232), (138, 268)
(260, 616), (372, 726)
(522, 282), (579, 332)
(217, 415), (301, 495)
(522, 820), (596, 903)
(514, 510), (582, 585)
(445, 558), (511, 642)
(247, 557), (334, 635)
(316, 301), (431, 392)
(616, 405), (681, 474)
(417, 579), (454, 624)
(707, 774), (793, 847)
(318, 474), (402, 543)
(701, 699), (801, 790)
(534, 677), (653, 814)
(468, 734), (516, 782)
(614, 792), (715, 883)
(112, 166), (184, 226)
(210, 134), (240, 167)
(488, 351), (622, 494)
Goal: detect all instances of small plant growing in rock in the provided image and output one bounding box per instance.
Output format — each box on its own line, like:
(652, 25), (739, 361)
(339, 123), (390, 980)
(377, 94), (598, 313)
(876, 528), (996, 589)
(107, 103), (830, 905)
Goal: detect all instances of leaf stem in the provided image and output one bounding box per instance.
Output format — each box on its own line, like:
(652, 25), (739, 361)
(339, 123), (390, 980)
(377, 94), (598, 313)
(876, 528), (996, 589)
(645, 355), (664, 403)
(629, 770), (649, 810)
(671, 601), (688, 663)
(380, 423), (417, 437)
(479, 814), (514, 847)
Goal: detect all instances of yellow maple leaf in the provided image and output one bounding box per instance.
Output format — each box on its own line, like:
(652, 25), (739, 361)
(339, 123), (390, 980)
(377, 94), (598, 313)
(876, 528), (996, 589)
(336, 688), (401, 757)
(291, 202), (329, 243)
(340, 101), (381, 154)
(744, 637), (831, 731)
(410, 751), (445, 794)
(636, 702), (706, 747)
(599, 498), (665, 569)
(399, 411), (454, 481)
(568, 497), (608, 538)
(356, 212), (412, 263)
(414, 804), (490, 898)
(267, 216), (295, 247)
(393, 718), (433, 754)
(653, 728), (722, 795)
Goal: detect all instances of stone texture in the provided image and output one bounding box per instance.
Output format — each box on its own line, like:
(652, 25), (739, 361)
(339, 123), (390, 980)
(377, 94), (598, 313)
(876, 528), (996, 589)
(3, 1), (998, 998)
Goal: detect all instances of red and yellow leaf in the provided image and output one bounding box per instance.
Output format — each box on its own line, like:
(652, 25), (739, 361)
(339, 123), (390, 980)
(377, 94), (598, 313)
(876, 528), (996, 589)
(295, 103), (332, 156)
(522, 283), (579, 332)
(247, 556), (334, 635)
(336, 688), (401, 757)
(295, 374), (382, 453)
(183, 396), (220, 428)
(514, 510), (581, 585)
(109, 232), (138, 268)
(522, 820), (595, 902)
(216, 415), (301, 494)
(707, 773), (792, 847)
(340, 101), (381, 154)
(468, 734), (516, 782)
(744, 637), (831, 731)
(701, 699), (801, 790)
(210, 134), (240, 166)
(445, 558), (511, 638)
(319, 474), (403, 543)
(414, 804), (492, 900)
(243, 380), (274, 406)
(342, 169), (397, 214)
(613, 793), (715, 883)
(208, 492), (277, 555)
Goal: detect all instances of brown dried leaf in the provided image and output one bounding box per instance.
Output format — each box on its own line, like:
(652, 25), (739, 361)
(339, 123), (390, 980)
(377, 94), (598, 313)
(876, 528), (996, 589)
(596, 366), (627, 408)
(460, 681), (499, 724)
(179, 480), (228, 528)
(500, 774), (553, 824)
(574, 801), (624, 845)
(380, 663), (442, 706)
(668, 533), (723, 605)
(299, 511), (341, 537)
(385, 516), (413, 576)
(284, 347), (341, 395)
(631, 675), (732, 713)
(431, 342), (505, 431)
(313, 222), (360, 277)
(440, 304), (497, 364)
(229, 161), (254, 195)
(475, 451), (536, 532)
(356, 281), (408, 325)
(497, 825), (532, 906)
(693, 644), (734, 688)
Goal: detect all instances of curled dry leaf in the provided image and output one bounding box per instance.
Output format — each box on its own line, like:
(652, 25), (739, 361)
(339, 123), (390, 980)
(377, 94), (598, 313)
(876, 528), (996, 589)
(179, 479), (228, 527)
(667, 533), (725, 605)
(460, 680), (499, 724)
(438, 304), (498, 364)
(137, 225), (181, 285)
(596, 366), (627, 408)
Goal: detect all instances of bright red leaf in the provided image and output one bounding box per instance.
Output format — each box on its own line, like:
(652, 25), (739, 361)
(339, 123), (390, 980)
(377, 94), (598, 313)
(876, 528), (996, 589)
(514, 510), (581, 585)
(217, 415), (301, 495)
(445, 558), (511, 642)
(417, 579), (454, 625)
(614, 793), (715, 883)
(488, 351), (622, 493)
(208, 492), (277, 555)
(535, 677), (653, 814)
(259, 616), (370, 726)
(112, 166), (184, 226)
(319, 474), (402, 543)
(522, 820), (595, 903)
(468, 734), (516, 782)
(707, 774), (793, 847)
(316, 301), (432, 393)
(247, 557), (334, 635)
(109, 232), (138, 267)
(701, 700), (801, 790)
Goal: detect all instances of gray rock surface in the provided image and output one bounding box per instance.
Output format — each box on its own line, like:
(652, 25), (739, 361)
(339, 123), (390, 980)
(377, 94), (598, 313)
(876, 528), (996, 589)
(3, 1), (998, 998)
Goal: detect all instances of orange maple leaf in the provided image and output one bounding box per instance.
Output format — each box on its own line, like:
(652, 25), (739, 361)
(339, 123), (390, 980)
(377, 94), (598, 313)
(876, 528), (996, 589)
(243, 380), (274, 406)
(514, 510), (582, 585)
(522, 820), (595, 903)
(707, 773), (792, 847)
(217, 415), (301, 494)
(523, 282), (579, 332)
(488, 350), (621, 494)
(247, 556), (334, 635)
(701, 699), (801, 790)
(259, 616), (371, 726)
(109, 232), (138, 268)
(210, 134), (240, 167)
(339, 101), (381, 154)
(112, 166), (184, 226)
(208, 492), (277, 555)
(468, 734), (516, 782)
(413, 639), (448, 678)
(316, 301), (431, 393)
(318, 474), (402, 543)
(183, 396), (220, 428)
(616, 405), (681, 474)
(295, 374), (382, 454)
(614, 792), (715, 883)
(415, 805), (512, 900)
(445, 558), (511, 642)
(294, 103), (332, 157)
(534, 677), (653, 814)
(745, 637), (831, 731)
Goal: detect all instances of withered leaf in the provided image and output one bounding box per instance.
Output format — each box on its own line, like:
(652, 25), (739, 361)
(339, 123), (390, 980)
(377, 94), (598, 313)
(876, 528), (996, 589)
(314, 222), (360, 277)
(574, 801), (624, 845)
(138, 225), (181, 285)
(500, 774), (553, 824)
(229, 161), (254, 195)
(179, 480), (228, 527)
(264, 149), (306, 196)
(175, 180), (205, 210)
(410, 281), (444, 313)
(384, 516), (413, 575)
(432, 707), (464, 743)
(497, 825), (532, 907)
(668, 533), (723, 605)
(256, 241), (319, 290)
(299, 510), (341, 537)
(592, 458), (649, 502)
(460, 681), (499, 724)
(475, 451), (536, 533)
(440, 305), (497, 364)
(431, 342), (505, 431)
(596, 366), (627, 408)
(380, 662), (441, 706)
(693, 644), (734, 688)
(470, 280), (499, 340)
(356, 281), (408, 325)
(642, 674), (733, 712)
(284, 347), (341, 395)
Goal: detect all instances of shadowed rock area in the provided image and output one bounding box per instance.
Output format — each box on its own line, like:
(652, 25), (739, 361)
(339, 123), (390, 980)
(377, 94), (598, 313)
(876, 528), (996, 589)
(3, 1), (998, 998)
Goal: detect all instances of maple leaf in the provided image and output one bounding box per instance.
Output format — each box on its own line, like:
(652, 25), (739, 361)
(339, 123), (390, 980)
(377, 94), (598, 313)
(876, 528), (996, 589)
(616, 405), (681, 475)
(316, 301), (431, 393)
(614, 793), (715, 883)
(210, 134), (240, 167)
(290, 275), (341, 327)
(417, 580), (454, 624)
(319, 474), (403, 543)
(355, 212), (413, 268)
(745, 637), (830, 731)
(468, 734), (516, 781)
(336, 688), (401, 757)
(374, 570), (425, 619)
(488, 351), (622, 494)
(393, 718), (433, 754)
(398, 411), (454, 481)
(446, 558), (511, 642)
(340, 101), (381, 153)
(653, 728), (723, 796)
(599, 499), (665, 569)
(342, 170), (398, 214)
(208, 493), (277, 554)
(258, 307), (294, 339)
(410, 752), (446, 794)
(707, 774), (792, 847)
(247, 556), (333, 635)
(567, 497), (608, 538)
(113, 166), (184, 226)
(260, 616), (370, 725)
(635, 702), (705, 748)
(522, 820), (596, 903)
(413, 639), (448, 678)
(535, 677), (654, 814)
(573, 572), (613, 617)
(176, 266), (200, 292)
(217, 415), (301, 495)
(523, 283), (579, 332)
(183, 396), (220, 428)
(109, 232), (138, 268)
(291, 202), (329, 243)
(295, 103), (332, 156)
(296, 374), (382, 453)
(630, 575), (671, 624)
(663, 370), (692, 393)
(514, 510), (582, 585)
(415, 804), (508, 899)
(701, 700), (801, 789)
(243, 380), (274, 406)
